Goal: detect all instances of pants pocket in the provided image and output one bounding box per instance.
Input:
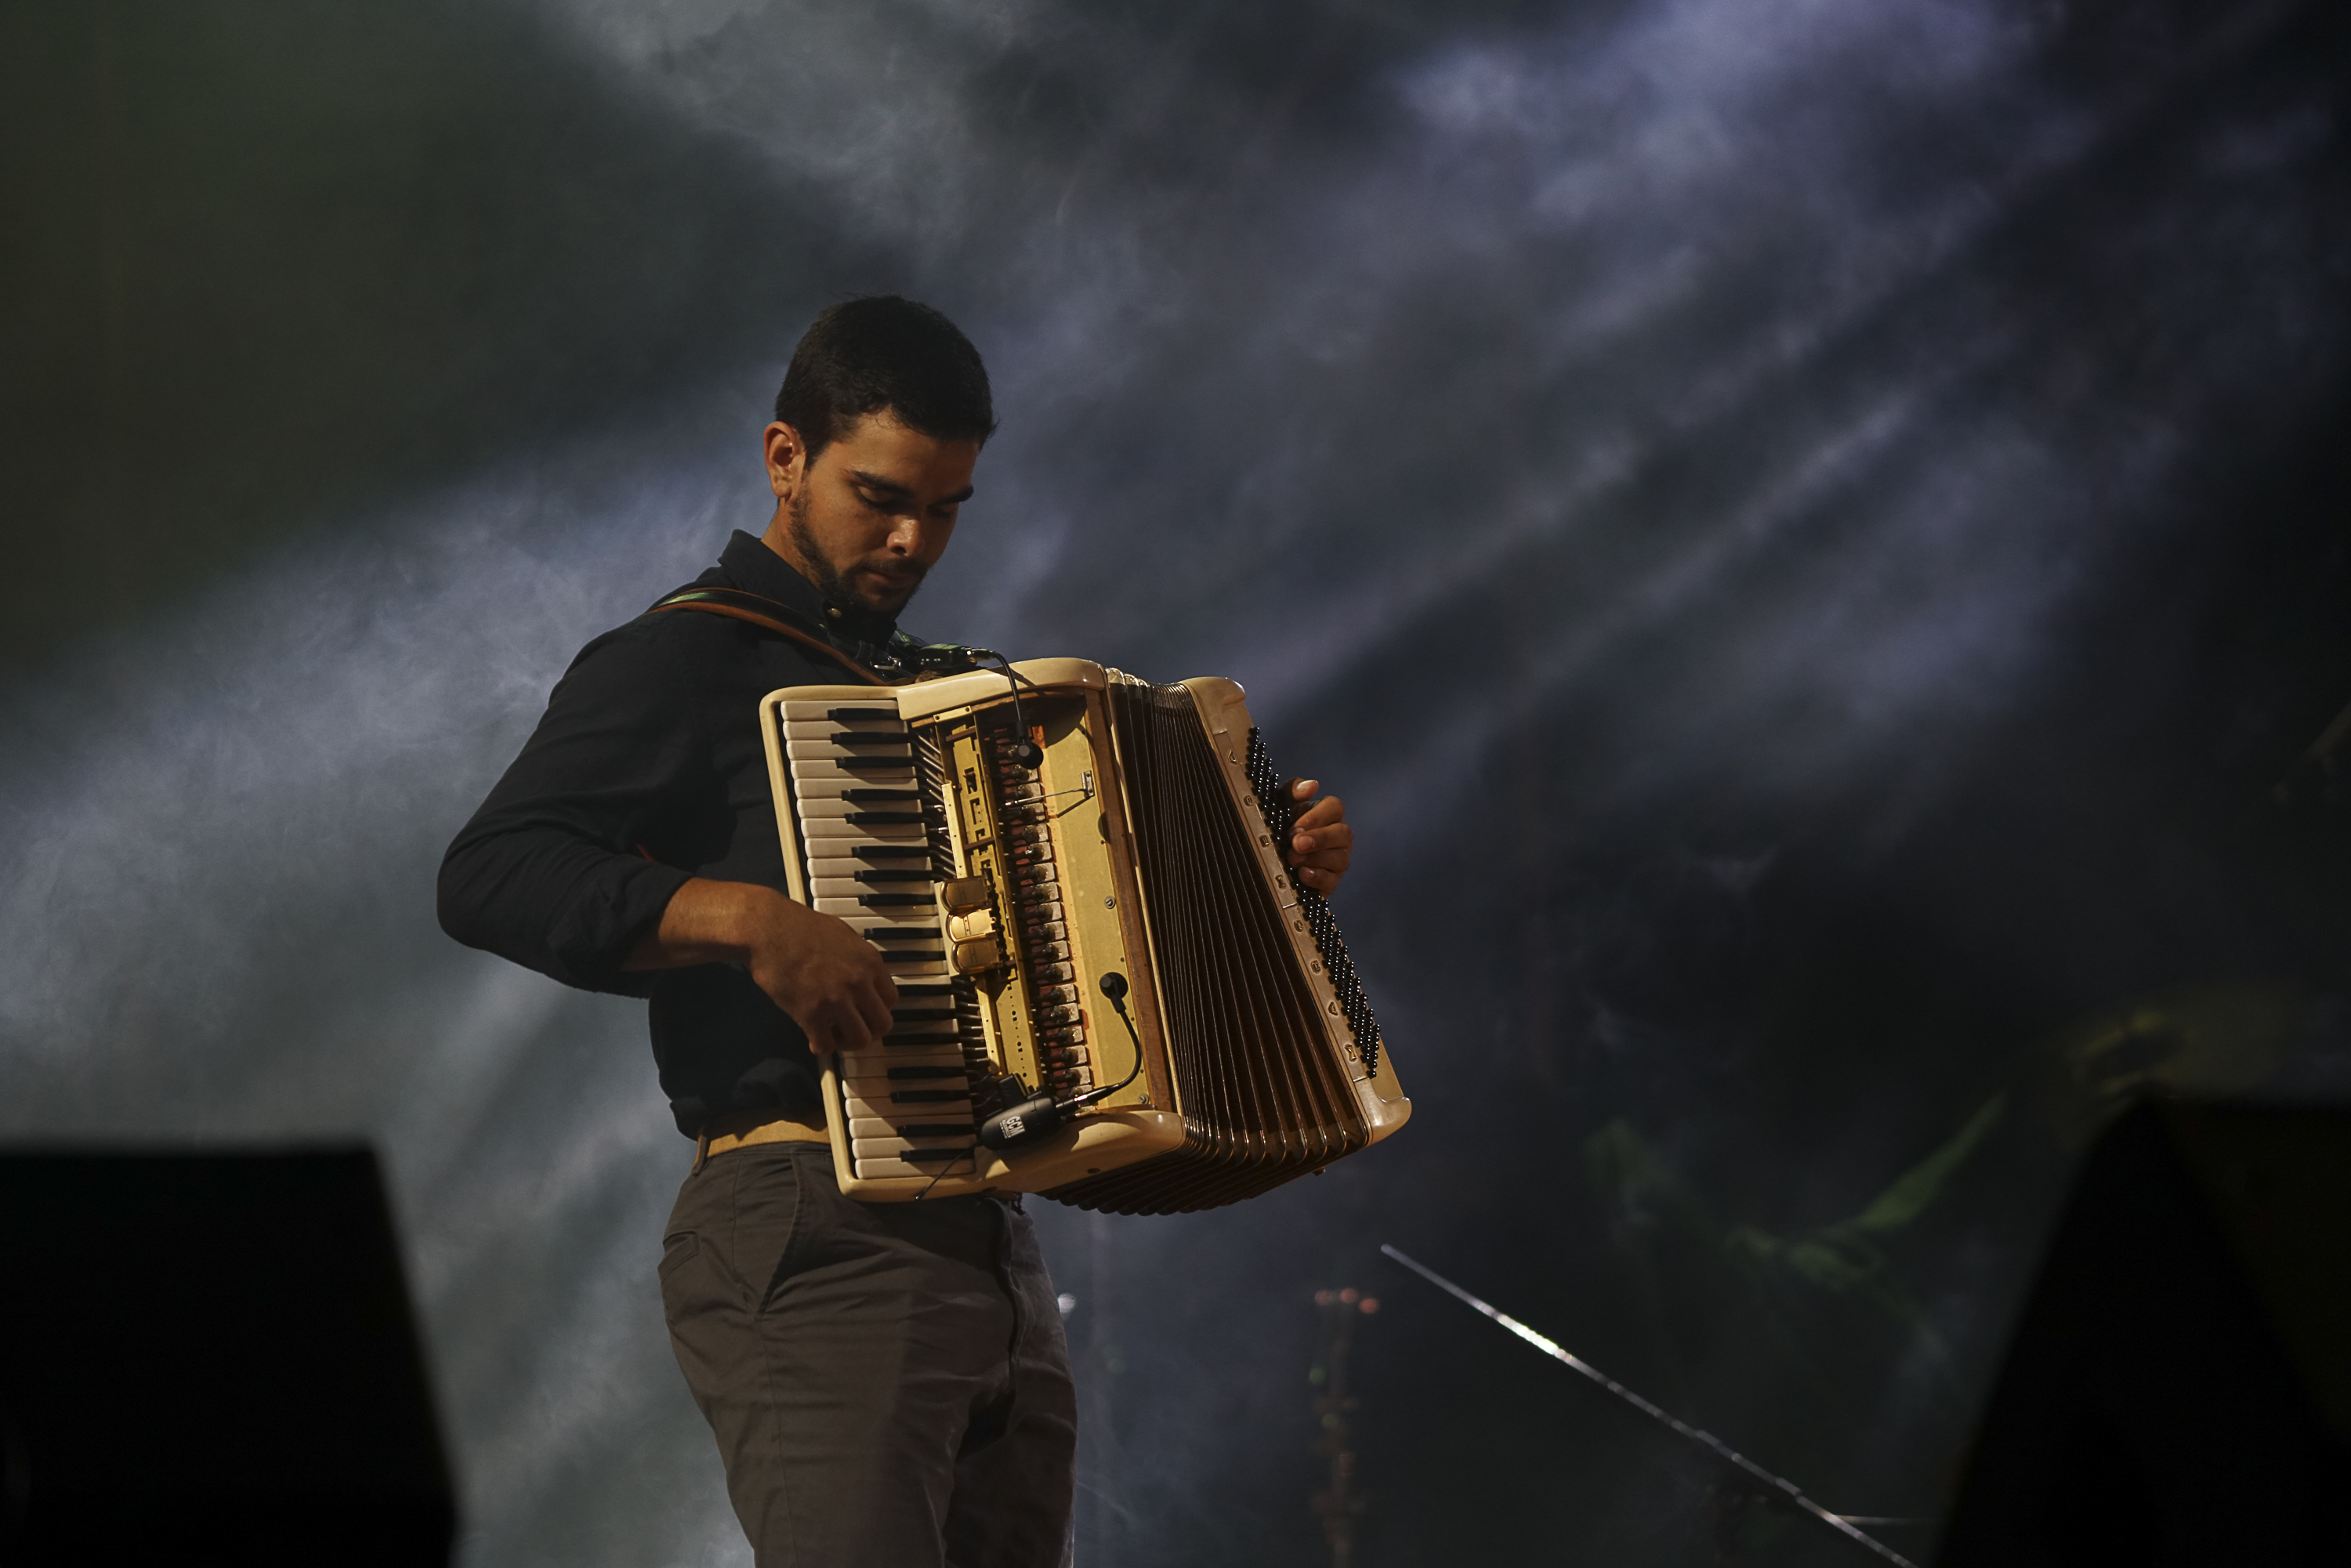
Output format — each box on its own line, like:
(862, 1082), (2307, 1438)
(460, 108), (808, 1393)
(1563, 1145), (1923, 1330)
(657, 1229), (701, 1282)
(719, 1146), (811, 1313)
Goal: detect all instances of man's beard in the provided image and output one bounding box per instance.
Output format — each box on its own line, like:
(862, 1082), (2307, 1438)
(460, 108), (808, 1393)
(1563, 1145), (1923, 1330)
(788, 490), (929, 617)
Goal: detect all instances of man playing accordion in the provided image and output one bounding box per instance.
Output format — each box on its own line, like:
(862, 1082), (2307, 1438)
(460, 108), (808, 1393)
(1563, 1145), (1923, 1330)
(439, 296), (1354, 1566)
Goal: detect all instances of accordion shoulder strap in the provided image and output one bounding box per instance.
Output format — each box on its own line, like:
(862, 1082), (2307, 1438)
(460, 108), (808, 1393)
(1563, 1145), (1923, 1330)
(644, 586), (893, 688)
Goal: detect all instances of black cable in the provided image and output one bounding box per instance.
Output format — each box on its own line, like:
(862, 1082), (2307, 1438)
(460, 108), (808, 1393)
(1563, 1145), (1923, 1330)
(912, 1140), (976, 1202)
(1069, 971), (1145, 1108)
(981, 650), (1045, 769)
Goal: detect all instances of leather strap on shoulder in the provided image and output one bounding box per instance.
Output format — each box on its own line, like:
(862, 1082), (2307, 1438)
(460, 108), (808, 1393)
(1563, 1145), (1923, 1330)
(645, 587), (893, 687)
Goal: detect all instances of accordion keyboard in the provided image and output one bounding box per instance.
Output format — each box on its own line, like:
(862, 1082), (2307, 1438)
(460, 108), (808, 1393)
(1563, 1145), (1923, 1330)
(778, 698), (976, 1181)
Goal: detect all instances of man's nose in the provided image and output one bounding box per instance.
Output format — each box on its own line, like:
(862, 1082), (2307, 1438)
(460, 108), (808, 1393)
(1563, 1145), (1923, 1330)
(886, 512), (926, 553)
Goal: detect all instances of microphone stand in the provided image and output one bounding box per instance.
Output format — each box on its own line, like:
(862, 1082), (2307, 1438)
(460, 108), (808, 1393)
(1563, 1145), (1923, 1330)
(1380, 1245), (1919, 1568)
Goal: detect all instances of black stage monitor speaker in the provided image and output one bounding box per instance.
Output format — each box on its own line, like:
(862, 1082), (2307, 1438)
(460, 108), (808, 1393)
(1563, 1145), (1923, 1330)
(0, 1148), (455, 1566)
(1940, 1098), (2351, 1566)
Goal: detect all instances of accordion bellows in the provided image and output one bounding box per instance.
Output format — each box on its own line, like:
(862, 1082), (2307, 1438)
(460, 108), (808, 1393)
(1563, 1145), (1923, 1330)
(758, 659), (1409, 1213)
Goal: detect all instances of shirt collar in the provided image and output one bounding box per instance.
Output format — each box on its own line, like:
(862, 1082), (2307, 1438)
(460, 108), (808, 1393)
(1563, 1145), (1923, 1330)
(717, 530), (904, 651)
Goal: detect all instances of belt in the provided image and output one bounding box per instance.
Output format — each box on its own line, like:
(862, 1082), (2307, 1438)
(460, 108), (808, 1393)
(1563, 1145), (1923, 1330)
(693, 1107), (831, 1172)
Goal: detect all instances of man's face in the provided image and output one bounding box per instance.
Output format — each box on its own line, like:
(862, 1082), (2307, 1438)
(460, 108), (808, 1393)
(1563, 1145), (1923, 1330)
(759, 409), (978, 617)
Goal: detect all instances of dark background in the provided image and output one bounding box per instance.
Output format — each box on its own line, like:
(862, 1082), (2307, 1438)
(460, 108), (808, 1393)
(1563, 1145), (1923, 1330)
(3, 1), (2346, 1563)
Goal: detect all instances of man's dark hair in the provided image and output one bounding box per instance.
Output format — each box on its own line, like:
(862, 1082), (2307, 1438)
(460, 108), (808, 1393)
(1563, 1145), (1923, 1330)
(773, 296), (996, 462)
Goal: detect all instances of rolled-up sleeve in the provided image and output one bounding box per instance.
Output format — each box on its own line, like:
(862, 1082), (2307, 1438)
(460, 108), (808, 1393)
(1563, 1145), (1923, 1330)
(438, 626), (700, 994)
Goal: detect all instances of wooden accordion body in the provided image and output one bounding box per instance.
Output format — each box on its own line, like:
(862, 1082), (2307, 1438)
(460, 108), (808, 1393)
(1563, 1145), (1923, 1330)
(757, 659), (1409, 1213)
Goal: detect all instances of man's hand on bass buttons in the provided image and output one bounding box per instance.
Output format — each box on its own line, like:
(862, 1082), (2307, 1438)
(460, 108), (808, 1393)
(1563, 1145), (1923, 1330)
(1285, 778), (1353, 896)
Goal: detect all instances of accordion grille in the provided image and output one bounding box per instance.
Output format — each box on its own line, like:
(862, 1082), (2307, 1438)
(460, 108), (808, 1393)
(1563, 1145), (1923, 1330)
(1048, 681), (1369, 1214)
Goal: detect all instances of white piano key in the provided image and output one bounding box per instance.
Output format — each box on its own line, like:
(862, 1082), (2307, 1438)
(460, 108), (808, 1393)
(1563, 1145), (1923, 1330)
(807, 840), (930, 860)
(843, 1085), (969, 1107)
(845, 1092), (972, 1121)
(792, 780), (925, 802)
(842, 1045), (968, 1067)
(839, 1047), (968, 1073)
(853, 1156), (976, 1179)
(816, 902), (935, 922)
(845, 1103), (959, 1132)
(852, 1135), (973, 1158)
(850, 1116), (973, 1139)
(781, 700), (900, 720)
(840, 1069), (969, 1092)
(802, 818), (925, 839)
(790, 758), (918, 782)
(788, 739), (918, 762)
(784, 716), (907, 737)
(795, 798), (933, 821)
(812, 875), (933, 900)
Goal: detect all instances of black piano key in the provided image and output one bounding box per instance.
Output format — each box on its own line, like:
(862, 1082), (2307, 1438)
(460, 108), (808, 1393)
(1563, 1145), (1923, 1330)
(897, 1146), (969, 1162)
(859, 893), (935, 907)
(851, 845), (929, 860)
(890, 1089), (970, 1103)
(889, 1008), (958, 1021)
(853, 869), (933, 884)
(845, 812), (926, 826)
(842, 788), (921, 803)
(895, 1123), (976, 1139)
(887, 1066), (967, 1081)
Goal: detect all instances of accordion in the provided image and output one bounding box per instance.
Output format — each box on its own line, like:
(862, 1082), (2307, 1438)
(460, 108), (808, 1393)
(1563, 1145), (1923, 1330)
(756, 659), (1409, 1213)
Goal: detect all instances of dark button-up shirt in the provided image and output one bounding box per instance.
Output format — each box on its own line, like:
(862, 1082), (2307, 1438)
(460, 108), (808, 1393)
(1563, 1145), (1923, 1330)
(437, 530), (914, 1135)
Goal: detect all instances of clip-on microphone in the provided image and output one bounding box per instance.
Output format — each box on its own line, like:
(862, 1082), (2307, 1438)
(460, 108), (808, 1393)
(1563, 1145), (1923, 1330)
(979, 972), (1146, 1150)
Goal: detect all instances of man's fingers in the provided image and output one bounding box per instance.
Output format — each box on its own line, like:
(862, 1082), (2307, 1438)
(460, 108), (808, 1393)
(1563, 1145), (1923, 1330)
(806, 1001), (856, 1054)
(1281, 782), (1353, 895)
(1292, 795), (1344, 829)
(1290, 822), (1353, 864)
(855, 982), (896, 1042)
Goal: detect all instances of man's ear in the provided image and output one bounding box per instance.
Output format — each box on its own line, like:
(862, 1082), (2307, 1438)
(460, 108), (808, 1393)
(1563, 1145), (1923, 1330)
(764, 422), (811, 497)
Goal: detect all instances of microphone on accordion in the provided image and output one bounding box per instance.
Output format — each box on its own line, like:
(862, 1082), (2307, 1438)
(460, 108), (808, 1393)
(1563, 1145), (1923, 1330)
(758, 657), (1410, 1214)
